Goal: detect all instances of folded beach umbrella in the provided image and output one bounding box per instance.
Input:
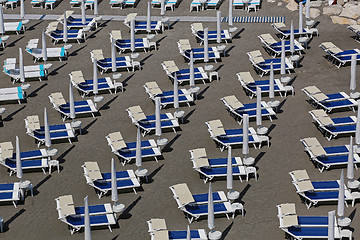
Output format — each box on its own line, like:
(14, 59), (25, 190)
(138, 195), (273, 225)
(280, 40), (285, 75)
(63, 12), (68, 43)
(186, 225), (191, 240)
(42, 30), (47, 62)
(350, 55), (357, 95)
(160, 0), (165, 16)
(242, 114), (249, 157)
(136, 126), (142, 168)
(328, 210), (335, 240)
(269, 62), (274, 99)
(256, 87), (262, 127)
(155, 97), (162, 137)
(94, 0), (98, 16)
(111, 158), (118, 204)
(84, 196), (91, 240)
(174, 73), (179, 110)
(20, 0), (25, 19)
(147, 2), (151, 34)
(216, 11), (221, 44)
(337, 170), (345, 218)
(130, 19), (135, 53)
(81, 0), (86, 26)
(16, 136), (22, 180)
(111, 38), (116, 72)
(204, 28), (209, 64)
(226, 146), (233, 192)
(69, 82), (76, 120)
(228, 0), (233, 26)
(356, 101), (360, 145)
(347, 136), (354, 181)
(207, 182), (215, 232)
(0, 8), (4, 35)
(93, 59), (98, 95)
(305, 0), (310, 19)
(190, 51), (195, 87)
(19, 48), (25, 83)
(299, 2), (303, 34)
(290, 20), (294, 55)
(44, 107), (51, 148)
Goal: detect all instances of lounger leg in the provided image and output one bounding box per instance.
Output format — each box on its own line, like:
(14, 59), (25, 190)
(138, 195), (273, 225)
(108, 225), (112, 232)
(13, 200), (17, 208)
(133, 188), (137, 194)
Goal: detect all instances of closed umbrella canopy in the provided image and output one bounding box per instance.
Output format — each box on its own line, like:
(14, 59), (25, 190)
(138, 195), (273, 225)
(256, 87), (262, 127)
(174, 73), (179, 109)
(280, 40), (286, 75)
(160, 0), (165, 15)
(63, 12), (68, 43)
(216, 11), (221, 44)
(20, 0), (25, 19)
(111, 158), (118, 203)
(226, 146), (233, 190)
(305, 0), (310, 19)
(111, 38), (116, 72)
(19, 48), (25, 83)
(350, 54), (357, 93)
(228, 0), (233, 26)
(93, 59), (98, 95)
(130, 19), (135, 53)
(42, 30), (47, 62)
(328, 210), (335, 240)
(0, 8), (4, 35)
(69, 82), (76, 120)
(347, 136), (354, 180)
(81, 0), (86, 25)
(16, 136), (22, 180)
(135, 127), (142, 168)
(242, 114), (249, 156)
(356, 101), (360, 145)
(94, 0), (98, 16)
(290, 19), (294, 55)
(84, 196), (91, 240)
(155, 97), (161, 137)
(186, 225), (191, 240)
(44, 107), (51, 148)
(204, 28), (209, 64)
(207, 182), (215, 231)
(299, 2), (303, 34)
(269, 62), (274, 99)
(337, 170), (345, 218)
(147, 2), (151, 33)
(189, 51), (195, 87)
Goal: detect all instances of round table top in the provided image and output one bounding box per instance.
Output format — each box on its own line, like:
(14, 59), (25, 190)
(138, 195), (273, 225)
(174, 110), (185, 118)
(350, 92), (360, 99)
(268, 100), (280, 107)
(227, 190), (240, 200)
(49, 159), (59, 165)
(231, 202), (244, 210)
(208, 231), (222, 240)
(306, 20), (314, 26)
(229, 27), (238, 33)
(113, 73), (122, 80)
(131, 53), (140, 59)
(347, 180), (360, 189)
(188, 86), (200, 94)
(21, 83), (31, 90)
(71, 120), (82, 128)
(113, 203), (126, 213)
(204, 65), (214, 71)
(20, 180), (31, 188)
(299, 37), (308, 43)
(64, 44), (73, 50)
(217, 45), (226, 51)
(147, 34), (156, 40)
(47, 148), (59, 156)
(338, 217), (351, 227)
(290, 55), (300, 61)
(281, 76), (291, 84)
(94, 96), (104, 103)
(257, 126), (268, 135)
(0, 108), (5, 114)
(135, 168), (148, 177)
(243, 157), (255, 166)
(161, 17), (170, 22)
(157, 138), (168, 146)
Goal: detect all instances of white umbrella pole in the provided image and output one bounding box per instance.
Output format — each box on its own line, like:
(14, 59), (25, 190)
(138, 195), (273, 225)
(16, 136), (23, 180)
(186, 225), (191, 240)
(135, 126), (142, 168)
(81, 0), (86, 25)
(350, 54), (357, 94)
(269, 62), (274, 99)
(347, 136), (354, 181)
(204, 28), (209, 65)
(290, 19), (294, 55)
(93, 59), (98, 95)
(20, 0), (25, 19)
(42, 30), (47, 62)
(111, 38), (116, 72)
(356, 101), (360, 145)
(69, 82), (76, 120)
(130, 19), (135, 53)
(228, 0), (233, 26)
(63, 12), (68, 43)
(216, 11), (221, 44)
(147, 2), (151, 34)
(160, 0), (165, 16)
(256, 87), (262, 127)
(226, 146), (233, 191)
(328, 210), (335, 240)
(280, 40), (286, 75)
(44, 107), (51, 149)
(299, 2), (303, 34)
(174, 73), (179, 110)
(189, 51), (195, 87)
(337, 170), (345, 218)
(84, 196), (92, 240)
(305, 0), (310, 19)
(111, 158), (118, 203)
(94, 0), (98, 16)
(242, 114), (249, 157)
(0, 8), (4, 35)
(155, 97), (162, 137)
(19, 48), (25, 83)
(207, 182), (215, 232)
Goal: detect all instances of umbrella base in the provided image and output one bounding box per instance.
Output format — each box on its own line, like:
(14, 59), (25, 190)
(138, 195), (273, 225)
(208, 231), (222, 240)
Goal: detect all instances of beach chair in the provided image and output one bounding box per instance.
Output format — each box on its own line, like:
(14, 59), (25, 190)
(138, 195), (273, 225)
(5, 0), (19, 8)
(82, 161), (141, 198)
(144, 81), (194, 108)
(90, 49), (139, 73)
(161, 60), (210, 85)
(151, 0), (178, 11)
(205, 119), (261, 151)
(236, 72), (294, 98)
(190, 0), (221, 11)
(221, 95), (276, 124)
(302, 86), (357, 112)
(279, 214), (334, 228)
(233, 0), (260, 12)
(178, 39), (221, 63)
(46, 28), (86, 44)
(247, 50), (294, 76)
(0, 35), (9, 49)
(271, 22), (318, 39)
(109, 0), (138, 8)
(258, 33), (304, 57)
(189, 147), (243, 168)
(147, 218), (208, 240)
(25, 39), (72, 63)
(289, 170), (345, 191)
(348, 25), (360, 42)
(126, 105), (180, 136)
(48, 92), (99, 121)
(58, 11), (101, 29)
(105, 131), (162, 165)
(24, 115), (76, 146)
(190, 23), (231, 44)
(0, 158), (49, 175)
(124, 13), (162, 34)
(0, 85), (29, 104)
(69, 70), (123, 97)
(3, 20), (29, 34)
(0, 141), (56, 161)
(300, 137), (351, 159)
(319, 42), (360, 68)
(0, 183), (21, 208)
(115, 38), (151, 53)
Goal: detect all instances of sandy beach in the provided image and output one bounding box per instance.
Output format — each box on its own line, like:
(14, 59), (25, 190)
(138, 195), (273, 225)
(0, 0), (359, 239)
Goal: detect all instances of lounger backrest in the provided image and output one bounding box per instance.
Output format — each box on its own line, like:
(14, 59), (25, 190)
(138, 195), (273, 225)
(259, 33), (277, 45)
(0, 141), (14, 159)
(162, 60), (176, 68)
(50, 92), (67, 106)
(107, 131), (127, 150)
(70, 71), (85, 84)
(301, 137), (321, 147)
(310, 109), (328, 118)
(281, 215), (298, 228)
(208, 119), (223, 129)
(290, 170), (310, 182)
(46, 21), (59, 33)
(278, 203), (296, 216)
(57, 195), (76, 216)
(111, 30), (122, 40)
(272, 22), (286, 29)
(127, 106), (147, 121)
(248, 50), (262, 58)
(91, 49), (104, 61)
(312, 92), (329, 102)
(303, 85), (321, 95)
(26, 39), (39, 49)
(125, 13), (137, 23)
(178, 39), (191, 51)
(191, 148), (207, 159)
(57, 10), (74, 21)
(84, 161), (102, 180)
(194, 157), (210, 168)
(296, 180), (314, 192)
(222, 95), (244, 110)
(308, 145), (327, 157)
(167, 65), (179, 73)
(171, 183), (195, 206)
(238, 72), (255, 84)
(26, 115), (41, 131)
(153, 230), (170, 240)
(149, 218), (167, 231)
(145, 82), (163, 96)
(320, 42), (343, 54)
(192, 22), (203, 32)
(316, 116), (335, 126)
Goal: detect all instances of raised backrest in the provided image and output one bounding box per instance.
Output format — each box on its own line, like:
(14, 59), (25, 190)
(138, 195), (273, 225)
(110, 30), (122, 40)
(222, 95), (244, 110)
(237, 72), (255, 84)
(170, 183), (195, 206)
(0, 141), (14, 159)
(50, 92), (67, 106)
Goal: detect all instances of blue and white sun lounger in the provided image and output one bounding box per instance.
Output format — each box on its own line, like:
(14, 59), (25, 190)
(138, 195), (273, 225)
(106, 131), (162, 165)
(177, 39), (221, 62)
(189, 147), (243, 168)
(47, 29), (86, 44)
(348, 25), (360, 43)
(190, 22), (231, 44)
(26, 38), (71, 62)
(319, 42), (360, 68)
(300, 137), (350, 160)
(161, 61), (210, 85)
(3, 20), (28, 35)
(0, 182), (21, 207)
(90, 49), (138, 73)
(280, 216), (332, 228)
(282, 226), (340, 240)
(62, 214), (116, 234)
(0, 85), (28, 104)
(221, 95), (276, 124)
(0, 158), (49, 175)
(258, 33), (304, 57)
(271, 22), (318, 39)
(115, 38), (150, 53)
(124, 13), (162, 33)
(182, 202), (238, 223)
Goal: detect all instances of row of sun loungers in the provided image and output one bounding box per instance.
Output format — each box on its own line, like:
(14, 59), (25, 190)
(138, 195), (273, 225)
(177, 39), (221, 63)
(0, 85), (29, 104)
(26, 38), (72, 62)
(190, 23), (232, 45)
(0, 182), (21, 208)
(124, 13), (163, 34)
(258, 33), (304, 57)
(319, 42), (360, 68)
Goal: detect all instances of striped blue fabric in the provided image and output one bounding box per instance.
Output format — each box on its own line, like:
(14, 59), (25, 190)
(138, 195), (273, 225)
(222, 16), (285, 23)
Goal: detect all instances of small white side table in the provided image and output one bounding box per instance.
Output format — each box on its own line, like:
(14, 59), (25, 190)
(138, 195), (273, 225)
(135, 168), (149, 183)
(174, 110), (185, 123)
(338, 217), (351, 228)
(20, 180), (33, 199)
(71, 120), (82, 135)
(257, 126), (268, 135)
(227, 190), (240, 202)
(48, 159), (60, 174)
(243, 157), (255, 166)
(113, 203), (126, 214)
(267, 100), (280, 113)
(231, 202), (244, 217)
(208, 230), (222, 240)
